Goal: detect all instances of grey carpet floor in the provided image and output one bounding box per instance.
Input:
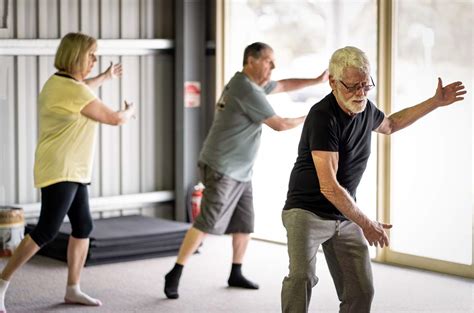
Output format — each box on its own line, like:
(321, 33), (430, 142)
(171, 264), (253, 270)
(1, 235), (472, 313)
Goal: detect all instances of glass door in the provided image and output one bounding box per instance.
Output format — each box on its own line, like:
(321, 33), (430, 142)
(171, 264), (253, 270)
(386, 0), (473, 277)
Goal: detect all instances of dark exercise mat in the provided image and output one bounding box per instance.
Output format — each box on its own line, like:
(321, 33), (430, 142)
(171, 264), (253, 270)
(26, 226), (188, 249)
(27, 215), (190, 243)
(26, 215), (190, 266)
(24, 229), (186, 262)
(33, 236), (184, 257)
(36, 246), (181, 266)
(90, 231), (188, 248)
(85, 249), (181, 266)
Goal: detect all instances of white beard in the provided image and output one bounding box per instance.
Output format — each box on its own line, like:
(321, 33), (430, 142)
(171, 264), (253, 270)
(342, 96), (367, 114)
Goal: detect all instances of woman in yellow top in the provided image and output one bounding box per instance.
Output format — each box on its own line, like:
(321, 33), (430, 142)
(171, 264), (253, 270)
(0, 32), (136, 312)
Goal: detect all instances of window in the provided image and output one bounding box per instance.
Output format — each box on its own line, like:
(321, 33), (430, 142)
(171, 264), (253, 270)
(225, 0), (378, 244)
(221, 0), (473, 277)
(389, 0), (472, 266)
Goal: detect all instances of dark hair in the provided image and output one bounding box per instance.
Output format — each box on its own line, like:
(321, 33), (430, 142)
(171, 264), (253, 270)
(242, 42), (272, 66)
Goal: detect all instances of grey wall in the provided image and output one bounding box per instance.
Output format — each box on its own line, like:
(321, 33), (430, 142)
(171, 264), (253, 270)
(0, 0), (176, 208)
(0, 0), (217, 221)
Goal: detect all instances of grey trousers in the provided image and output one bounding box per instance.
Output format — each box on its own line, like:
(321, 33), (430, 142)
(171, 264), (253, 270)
(281, 209), (374, 313)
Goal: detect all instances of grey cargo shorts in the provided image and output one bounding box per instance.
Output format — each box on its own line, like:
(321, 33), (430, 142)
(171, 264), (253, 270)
(193, 162), (254, 235)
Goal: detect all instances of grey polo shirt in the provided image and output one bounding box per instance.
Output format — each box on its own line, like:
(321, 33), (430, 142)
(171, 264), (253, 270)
(199, 71), (277, 182)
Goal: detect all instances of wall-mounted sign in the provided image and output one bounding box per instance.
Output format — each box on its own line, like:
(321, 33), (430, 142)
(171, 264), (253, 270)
(184, 81), (201, 108)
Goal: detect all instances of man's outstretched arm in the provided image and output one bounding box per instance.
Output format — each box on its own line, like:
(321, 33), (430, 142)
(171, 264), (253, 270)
(375, 78), (466, 135)
(271, 69), (329, 94)
(263, 115), (306, 131)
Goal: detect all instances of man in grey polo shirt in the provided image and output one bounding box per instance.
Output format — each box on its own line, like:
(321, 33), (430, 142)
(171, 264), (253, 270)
(164, 42), (329, 299)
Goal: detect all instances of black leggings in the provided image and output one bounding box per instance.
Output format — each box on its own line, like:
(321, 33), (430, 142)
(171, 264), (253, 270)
(29, 182), (93, 247)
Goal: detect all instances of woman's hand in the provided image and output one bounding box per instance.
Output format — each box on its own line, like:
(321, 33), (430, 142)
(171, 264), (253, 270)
(124, 100), (137, 120)
(105, 62), (123, 80)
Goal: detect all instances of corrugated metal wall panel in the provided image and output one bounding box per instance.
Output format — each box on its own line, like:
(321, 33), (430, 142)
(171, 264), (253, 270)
(120, 0), (141, 195)
(98, 56), (122, 197)
(120, 56), (141, 194)
(16, 56), (38, 203)
(0, 56), (17, 205)
(17, 0), (37, 38)
(59, 0), (79, 35)
(80, 0), (100, 37)
(138, 55), (175, 193)
(147, 0), (174, 39)
(151, 54), (174, 191)
(98, 0), (121, 199)
(38, 0), (59, 38)
(88, 65), (102, 198)
(0, 0), (13, 38)
(0, 0), (175, 208)
(121, 0), (140, 39)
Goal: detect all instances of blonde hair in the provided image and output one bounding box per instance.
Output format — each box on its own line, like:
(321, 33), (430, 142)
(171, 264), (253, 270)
(329, 46), (370, 80)
(54, 32), (97, 74)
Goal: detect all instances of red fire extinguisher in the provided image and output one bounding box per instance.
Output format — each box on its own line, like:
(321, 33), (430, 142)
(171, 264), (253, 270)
(191, 182), (205, 221)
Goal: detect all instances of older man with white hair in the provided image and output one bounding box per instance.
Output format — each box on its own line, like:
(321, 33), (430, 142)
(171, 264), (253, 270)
(281, 46), (466, 313)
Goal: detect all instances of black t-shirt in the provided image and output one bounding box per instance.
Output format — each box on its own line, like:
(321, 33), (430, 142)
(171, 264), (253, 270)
(283, 92), (385, 220)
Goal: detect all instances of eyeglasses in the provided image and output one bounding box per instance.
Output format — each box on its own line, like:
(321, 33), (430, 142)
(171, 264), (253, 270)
(338, 76), (375, 93)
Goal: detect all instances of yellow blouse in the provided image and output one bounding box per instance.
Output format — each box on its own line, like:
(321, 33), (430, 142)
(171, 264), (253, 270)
(34, 74), (97, 188)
